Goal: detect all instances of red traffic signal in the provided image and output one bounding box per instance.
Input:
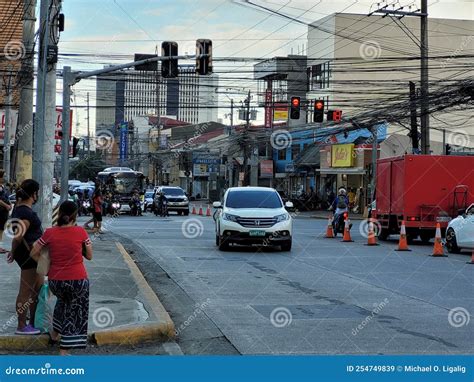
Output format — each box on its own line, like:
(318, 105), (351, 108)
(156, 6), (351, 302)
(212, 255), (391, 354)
(290, 96), (301, 119)
(327, 109), (342, 122)
(314, 99), (324, 123)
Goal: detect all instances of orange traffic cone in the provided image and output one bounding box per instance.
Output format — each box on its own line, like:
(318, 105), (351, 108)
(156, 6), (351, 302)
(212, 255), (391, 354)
(365, 220), (379, 246)
(206, 205), (212, 216)
(395, 221), (411, 251)
(430, 223), (447, 257)
(467, 251), (474, 265)
(341, 217), (353, 242)
(325, 215), (335, 238)
(191, 206), (196, 215)
(198, 206), (203, 216)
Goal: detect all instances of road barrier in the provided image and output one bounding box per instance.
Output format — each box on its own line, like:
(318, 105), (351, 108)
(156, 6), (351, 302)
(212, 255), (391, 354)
(191, 206), (196, 215)
(430, 223), (447, 257)
(395, 221), (411, 251)
(341, 217), (353, 242)
(198, 206), (203, 216)
(324, 215), (334, 238)
(365, 220), (379, 246)
(52, 206), (59, 226)
(206, 206), (212, 216)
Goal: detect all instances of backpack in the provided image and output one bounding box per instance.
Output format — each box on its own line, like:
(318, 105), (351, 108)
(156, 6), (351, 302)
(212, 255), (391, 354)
(337, 195), (347, 209)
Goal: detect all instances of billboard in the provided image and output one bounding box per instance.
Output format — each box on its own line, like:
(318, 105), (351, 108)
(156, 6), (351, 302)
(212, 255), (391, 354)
(0, 109), (18, 144)
(260, 160), (274, 178)
(264, 89), (273, 128)
(331, 144), (354, 167)
(192, 152), (220, 176)
(119, 122), (128, 162)
(273, 102), (288, 121)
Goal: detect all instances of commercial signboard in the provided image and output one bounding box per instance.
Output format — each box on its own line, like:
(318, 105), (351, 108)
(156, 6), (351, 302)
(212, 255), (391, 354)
(0, 109), (18, 144)
(331, 144), (354, 167)
(273, 102), (288, 121)
(260, 160), (274, 178)
(119, 121), (128, 162)
(264, 89), (273, 128)
(192, 152), (220, 176)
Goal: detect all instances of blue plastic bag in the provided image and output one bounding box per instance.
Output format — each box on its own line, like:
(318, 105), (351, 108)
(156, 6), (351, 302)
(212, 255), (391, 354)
(34, 281), (52, 333)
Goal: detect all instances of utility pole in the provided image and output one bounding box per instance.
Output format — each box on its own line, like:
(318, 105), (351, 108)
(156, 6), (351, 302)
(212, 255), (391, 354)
(229, 99), (234, 135)
(409, 81), (419, 153)
(3, 67), (13, 184)
(86, 92), (90, 154)
(370, 1), (430, 154)
(33, 0), (61, 227)
(420, 0), (430, 154)
(242, 91), (251, 186)
(370, 125), (378, 204)
(15, 0), (36, 183)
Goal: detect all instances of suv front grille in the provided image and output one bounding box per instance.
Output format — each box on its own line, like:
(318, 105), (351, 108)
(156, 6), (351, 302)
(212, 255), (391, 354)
(236, 217), (276, 228)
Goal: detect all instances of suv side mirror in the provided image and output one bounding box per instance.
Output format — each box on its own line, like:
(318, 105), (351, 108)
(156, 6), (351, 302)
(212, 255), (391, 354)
(213, 201), (222, 208)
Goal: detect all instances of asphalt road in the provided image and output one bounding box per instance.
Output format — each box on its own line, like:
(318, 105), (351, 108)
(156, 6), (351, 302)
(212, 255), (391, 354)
(100, 212), (473, 355)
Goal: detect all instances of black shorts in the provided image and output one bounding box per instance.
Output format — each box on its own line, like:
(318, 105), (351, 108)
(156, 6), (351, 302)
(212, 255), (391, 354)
(93, 212), (103, 222)
(0, 209), (9, 228)
(13, 244), (37, 270)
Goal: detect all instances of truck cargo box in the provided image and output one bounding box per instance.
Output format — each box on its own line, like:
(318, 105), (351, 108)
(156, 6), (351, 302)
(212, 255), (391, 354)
(373, 155), (474, 242)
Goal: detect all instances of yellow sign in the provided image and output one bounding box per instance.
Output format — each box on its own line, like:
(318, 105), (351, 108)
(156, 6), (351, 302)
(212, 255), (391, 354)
(273, 109), (288, 121)
(331, 144), (354, 167)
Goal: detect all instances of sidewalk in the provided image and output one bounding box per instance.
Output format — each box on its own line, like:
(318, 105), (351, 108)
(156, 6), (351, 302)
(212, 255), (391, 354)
(0, 232), (174, 351)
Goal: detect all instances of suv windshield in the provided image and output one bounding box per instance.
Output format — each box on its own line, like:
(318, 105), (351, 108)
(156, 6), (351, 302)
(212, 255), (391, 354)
(226, 190), (282, 209)
(162, 188), (185, 196)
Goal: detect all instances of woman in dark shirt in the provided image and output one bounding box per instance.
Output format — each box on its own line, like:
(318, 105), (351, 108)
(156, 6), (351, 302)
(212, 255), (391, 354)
(8, 179), (44, 335)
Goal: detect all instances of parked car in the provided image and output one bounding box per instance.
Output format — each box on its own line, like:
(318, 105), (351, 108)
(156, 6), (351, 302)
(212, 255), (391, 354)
(446, 204), (474, 253)
(213, 187), (294, 251)
(154, 186), (189, 215)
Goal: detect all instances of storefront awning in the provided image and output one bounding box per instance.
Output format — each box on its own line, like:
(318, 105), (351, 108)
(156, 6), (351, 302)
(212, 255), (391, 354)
(318, 168), (366, 175)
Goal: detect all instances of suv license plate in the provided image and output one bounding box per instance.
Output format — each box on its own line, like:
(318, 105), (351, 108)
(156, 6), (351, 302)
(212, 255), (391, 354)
(249, 230), (266, 237)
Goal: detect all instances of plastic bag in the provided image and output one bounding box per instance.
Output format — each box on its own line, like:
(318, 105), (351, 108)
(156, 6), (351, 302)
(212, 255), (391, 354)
(34, 281), (53, 333)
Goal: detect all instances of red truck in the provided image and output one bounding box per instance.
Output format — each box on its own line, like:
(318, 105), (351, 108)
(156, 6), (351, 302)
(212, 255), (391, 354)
(372, 154), (474, 242)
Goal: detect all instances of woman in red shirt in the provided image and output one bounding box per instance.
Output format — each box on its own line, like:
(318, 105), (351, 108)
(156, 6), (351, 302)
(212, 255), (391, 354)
(30, 201), (93, 355)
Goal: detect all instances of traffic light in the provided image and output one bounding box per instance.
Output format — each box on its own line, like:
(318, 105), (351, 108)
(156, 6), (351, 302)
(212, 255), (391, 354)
(161, 41), (178, 78)
(314, 99), (324, 123)
(290, 96), (301, 119)
(445, 143), (452, 155)
(72, 137), (79, 157)
(327, 109), (342, 122)
(196, 39), (212, 75)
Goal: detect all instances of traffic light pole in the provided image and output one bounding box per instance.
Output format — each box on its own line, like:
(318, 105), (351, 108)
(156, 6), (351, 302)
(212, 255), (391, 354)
(60, 66), (72, 202)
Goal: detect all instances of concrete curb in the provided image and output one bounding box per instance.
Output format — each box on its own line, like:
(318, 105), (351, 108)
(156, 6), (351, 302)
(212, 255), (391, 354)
(0, 242), (175, 351)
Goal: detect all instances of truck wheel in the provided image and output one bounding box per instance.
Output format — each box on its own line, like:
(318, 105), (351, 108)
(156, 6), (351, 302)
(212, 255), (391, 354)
(446, 229), (461, 254)
(419, 231), (433, 244)
(378, 228), (389, 241)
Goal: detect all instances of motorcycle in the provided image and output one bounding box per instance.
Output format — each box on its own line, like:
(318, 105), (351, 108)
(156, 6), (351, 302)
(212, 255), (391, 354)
(129, 199), (142, 216)
(82, 200), (91, 216)
(154, 197), (169, 217)
(108, 201), (121, 216)
(332, 211), (352, 236)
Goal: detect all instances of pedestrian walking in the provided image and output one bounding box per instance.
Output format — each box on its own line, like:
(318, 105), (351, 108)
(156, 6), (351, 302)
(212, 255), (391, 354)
(0, 184), (12, 240)
(30, 201), (93, 355)
(7, 179), (43, 335)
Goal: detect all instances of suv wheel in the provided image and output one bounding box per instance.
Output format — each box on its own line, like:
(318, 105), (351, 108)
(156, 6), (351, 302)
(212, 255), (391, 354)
(446, 228), (461, 254)
(281, 240), (292, 252)
(218, 236), (230, 251)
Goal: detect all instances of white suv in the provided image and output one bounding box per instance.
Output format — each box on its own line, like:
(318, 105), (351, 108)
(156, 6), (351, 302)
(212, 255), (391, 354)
(213, 187), (294, 251)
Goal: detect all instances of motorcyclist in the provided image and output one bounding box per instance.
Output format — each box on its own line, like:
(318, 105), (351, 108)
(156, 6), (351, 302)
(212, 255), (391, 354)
(130, 189), (142, 216)
(331, 187), (351, 233)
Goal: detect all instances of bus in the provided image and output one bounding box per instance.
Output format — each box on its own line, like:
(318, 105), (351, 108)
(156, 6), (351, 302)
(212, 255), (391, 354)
(96, 167), (144, 213)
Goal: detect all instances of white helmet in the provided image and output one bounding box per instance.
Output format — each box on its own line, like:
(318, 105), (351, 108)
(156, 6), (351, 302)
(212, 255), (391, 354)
(338, 188), (347, 196)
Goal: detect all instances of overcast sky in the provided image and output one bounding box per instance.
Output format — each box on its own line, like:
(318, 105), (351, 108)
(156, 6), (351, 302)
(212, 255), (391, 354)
(56, 0), (474, 135)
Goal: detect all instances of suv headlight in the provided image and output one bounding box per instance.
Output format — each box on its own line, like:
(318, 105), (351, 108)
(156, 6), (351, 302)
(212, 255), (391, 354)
(275, 213), (290, 222)
(223, 213), (239, 222)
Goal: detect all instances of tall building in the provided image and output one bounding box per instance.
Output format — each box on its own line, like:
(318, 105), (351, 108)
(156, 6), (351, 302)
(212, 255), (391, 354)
(95, 65), (218, 131)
